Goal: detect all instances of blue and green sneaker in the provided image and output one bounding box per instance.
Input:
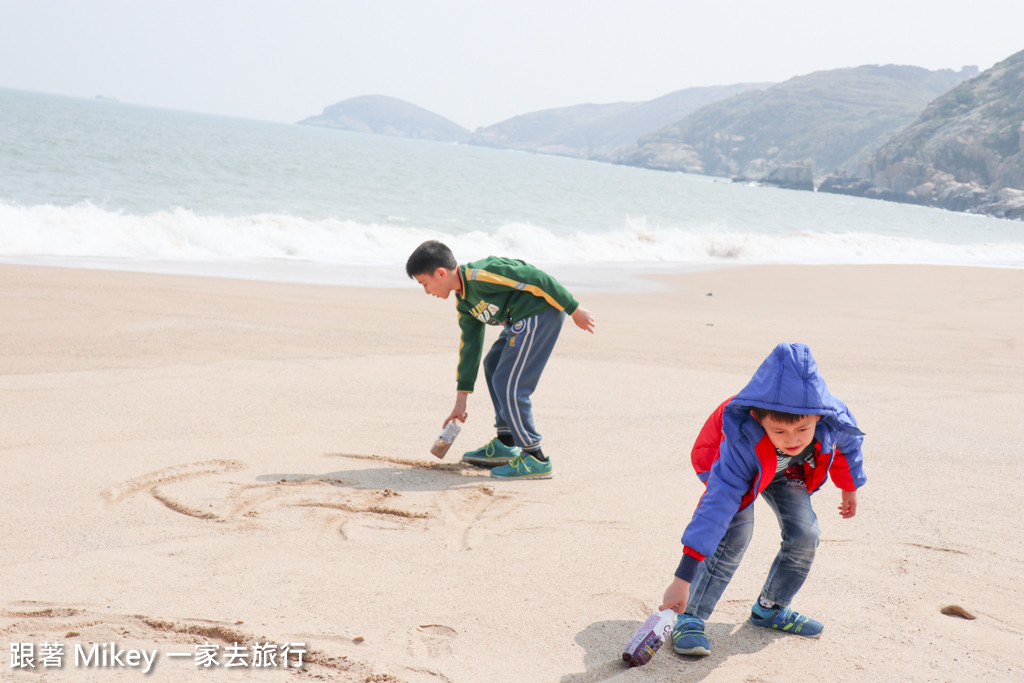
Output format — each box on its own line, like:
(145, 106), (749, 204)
(490, 454), (552, 480)
(749, 603), (823, 638)
(671, 614), (710, 656)
(462, 439), (521, 468)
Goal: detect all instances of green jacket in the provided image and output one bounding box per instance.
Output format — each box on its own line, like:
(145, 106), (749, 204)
(454, 256), (579, 392)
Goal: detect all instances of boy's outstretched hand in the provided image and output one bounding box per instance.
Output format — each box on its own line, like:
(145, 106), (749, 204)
(838, 489), (858, 518)
(660, 576), (690, 613)
(444, 391), (470, 426)
(572, 306), (596, 333)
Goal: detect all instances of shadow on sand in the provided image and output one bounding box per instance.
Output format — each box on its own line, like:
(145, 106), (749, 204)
(561, 618), (773, 682)
(257, 451), (494, 493)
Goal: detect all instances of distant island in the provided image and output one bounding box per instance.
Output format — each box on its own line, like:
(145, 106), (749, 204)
(299, 49), (1024, 220)
(298, 95), (469, 143)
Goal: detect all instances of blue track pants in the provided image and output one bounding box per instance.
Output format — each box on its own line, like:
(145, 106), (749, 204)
(481, 307), (565, 451)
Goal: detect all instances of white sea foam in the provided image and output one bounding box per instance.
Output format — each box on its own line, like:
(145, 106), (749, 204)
(2, 201), (1022, 288)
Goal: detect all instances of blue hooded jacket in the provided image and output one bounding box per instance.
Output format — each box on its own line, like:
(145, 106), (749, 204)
(680, 343), (866, 563)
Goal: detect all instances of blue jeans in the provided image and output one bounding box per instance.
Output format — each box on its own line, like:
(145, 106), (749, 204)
(481, 308), (565, 450)
(685, 472), (821, 620)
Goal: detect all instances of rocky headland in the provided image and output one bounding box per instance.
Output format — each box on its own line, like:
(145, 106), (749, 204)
(819, 49), (1024, 219)
(615, 65), (976, 187)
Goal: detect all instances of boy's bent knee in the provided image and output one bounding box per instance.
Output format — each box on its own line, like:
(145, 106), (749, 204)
(783, 522), (820, 551)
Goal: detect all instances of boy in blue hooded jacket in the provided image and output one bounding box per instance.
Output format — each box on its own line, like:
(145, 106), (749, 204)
(661, 343), (866, 656)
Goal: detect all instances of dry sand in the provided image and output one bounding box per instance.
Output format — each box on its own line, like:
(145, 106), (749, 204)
(1, 263), (1022, 682)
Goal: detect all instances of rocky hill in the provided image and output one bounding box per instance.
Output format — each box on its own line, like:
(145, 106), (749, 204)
(468, 84), (770, 161)
(616, 65), (977, 189)
(298, 95), (470, 142)
(819, 50), (1024, 219)
(297, 55), (1023, 220)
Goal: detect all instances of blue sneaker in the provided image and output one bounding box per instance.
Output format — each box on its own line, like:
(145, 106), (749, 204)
(749, 603), (823, 638)
(671, 614), (710, 656)
(462, 438), (521, 468)
(490, 454), (552, 480)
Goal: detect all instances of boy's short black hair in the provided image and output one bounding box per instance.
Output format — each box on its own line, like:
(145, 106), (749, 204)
(406, 240), (457, 278)
(751, 407), (815, 424)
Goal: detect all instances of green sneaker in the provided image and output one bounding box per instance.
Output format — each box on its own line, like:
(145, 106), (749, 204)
(749, 603), (823, 638)
(491, 454), (552, 480)
(462, 438), (521, 468)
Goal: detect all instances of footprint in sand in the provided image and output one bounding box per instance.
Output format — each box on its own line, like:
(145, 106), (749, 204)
(408, 623), (458, 659)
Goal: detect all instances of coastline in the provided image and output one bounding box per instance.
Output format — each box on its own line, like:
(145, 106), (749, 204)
(0, 256), (735, 293)
(2, 262), (1022, 681)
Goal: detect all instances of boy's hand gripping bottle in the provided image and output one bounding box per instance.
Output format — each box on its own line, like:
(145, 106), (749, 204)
(430, 419), (463, 459)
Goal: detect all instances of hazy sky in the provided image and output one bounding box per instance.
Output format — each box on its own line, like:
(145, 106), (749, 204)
(2, 0), (1022, 130)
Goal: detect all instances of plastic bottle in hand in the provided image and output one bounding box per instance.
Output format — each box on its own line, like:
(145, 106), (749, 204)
(430, 419), (463, 459)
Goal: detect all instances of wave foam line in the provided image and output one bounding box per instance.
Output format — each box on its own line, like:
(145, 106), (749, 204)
(2, 201), (1023, 268)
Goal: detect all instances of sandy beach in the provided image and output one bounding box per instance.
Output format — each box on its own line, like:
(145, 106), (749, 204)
(1, 262), (1022, 682)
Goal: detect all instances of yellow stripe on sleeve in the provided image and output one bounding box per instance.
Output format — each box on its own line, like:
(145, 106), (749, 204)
(470, 269), (566, 311)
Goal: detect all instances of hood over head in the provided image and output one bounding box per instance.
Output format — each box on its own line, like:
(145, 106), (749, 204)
(724, 343), (864, 452)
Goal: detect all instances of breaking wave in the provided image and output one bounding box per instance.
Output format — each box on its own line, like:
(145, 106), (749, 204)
(3, 201), (1023, 277)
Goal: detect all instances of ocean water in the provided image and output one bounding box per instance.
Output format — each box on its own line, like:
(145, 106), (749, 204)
(2, 87), (1023, 291)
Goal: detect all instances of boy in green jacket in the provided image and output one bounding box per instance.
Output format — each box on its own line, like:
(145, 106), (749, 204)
(406, 240), (595, 480)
